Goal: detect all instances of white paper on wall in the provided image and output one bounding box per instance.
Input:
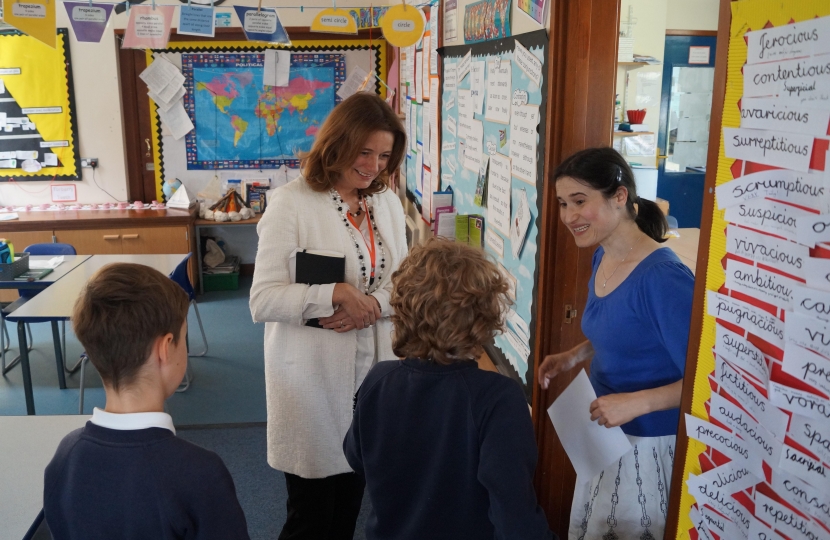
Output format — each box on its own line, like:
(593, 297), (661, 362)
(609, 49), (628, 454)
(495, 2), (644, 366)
(509, 104), (539, 185)
(792, 284), (830, 322)
(715, 323), (770, 385)
(707, 290), (784, 348)
(485, 59), (511, 124)
(740, 97), (830, 136)
(744, 56), (830, 98)
(716, 169), (829, 213)
(714, 356), (789, 439)
(722, 127), (814, 172)
(724, 198), (811, 244)
(745, 16), (830, 64)
(486, 153), (512, 237)
(725, 224), (808, 279)
(725, 258), (799, 310)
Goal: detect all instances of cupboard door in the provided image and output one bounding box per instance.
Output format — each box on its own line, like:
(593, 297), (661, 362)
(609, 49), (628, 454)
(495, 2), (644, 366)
(0, 231), (55, 302)
(119, 226), (189, 254)
(54, 229), (123, 255)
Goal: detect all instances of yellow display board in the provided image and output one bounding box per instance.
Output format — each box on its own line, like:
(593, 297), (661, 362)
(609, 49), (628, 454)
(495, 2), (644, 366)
(672, 1), (830, 538)
(0, 29), (80, 181)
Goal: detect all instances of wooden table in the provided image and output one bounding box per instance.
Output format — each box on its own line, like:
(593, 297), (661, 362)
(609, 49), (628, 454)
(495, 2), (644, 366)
(0, 414), (91, 539)
(665, 228), (701, 275)
(4, 254), (188, 415)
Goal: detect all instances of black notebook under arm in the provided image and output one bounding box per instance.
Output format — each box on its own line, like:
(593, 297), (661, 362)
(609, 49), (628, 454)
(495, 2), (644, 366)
(295, 250), (346, 328)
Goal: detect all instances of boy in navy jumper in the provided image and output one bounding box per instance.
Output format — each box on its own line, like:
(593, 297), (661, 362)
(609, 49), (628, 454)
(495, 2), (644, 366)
(344, 239), (555, 540)
(43, 263), (250, 540)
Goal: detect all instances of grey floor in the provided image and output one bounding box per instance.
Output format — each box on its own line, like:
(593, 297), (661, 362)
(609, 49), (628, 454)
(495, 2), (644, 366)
(1, 277), (371, 539)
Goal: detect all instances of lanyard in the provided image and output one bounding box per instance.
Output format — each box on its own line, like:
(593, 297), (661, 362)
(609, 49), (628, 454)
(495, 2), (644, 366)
(346, 198), (377, 278)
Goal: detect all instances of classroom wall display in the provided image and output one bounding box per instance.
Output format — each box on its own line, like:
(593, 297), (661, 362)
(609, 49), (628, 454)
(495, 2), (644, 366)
(146, 39), (386, 202)
(671, 1), (830, 539)
(439, 29), (547, 388)
(463, 0), (511, 44)
(0, 29), (81, 181)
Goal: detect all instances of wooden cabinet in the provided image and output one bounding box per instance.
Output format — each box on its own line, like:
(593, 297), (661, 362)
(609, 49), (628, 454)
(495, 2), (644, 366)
(54, 226), (189, 255)
(53, 229), (123, 255)
(1, 208), (198, 299)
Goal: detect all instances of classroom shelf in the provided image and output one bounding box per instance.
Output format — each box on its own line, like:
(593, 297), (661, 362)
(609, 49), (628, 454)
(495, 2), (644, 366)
(613, 131), (655, 137)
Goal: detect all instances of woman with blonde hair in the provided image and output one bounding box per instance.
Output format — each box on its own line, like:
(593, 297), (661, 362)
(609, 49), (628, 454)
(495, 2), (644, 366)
(344, 238), (554, 540)
(250, 92), (408, 540)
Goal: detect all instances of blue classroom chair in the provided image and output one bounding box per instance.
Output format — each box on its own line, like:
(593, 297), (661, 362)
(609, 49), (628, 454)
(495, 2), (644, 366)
(78, 253), (207, 410)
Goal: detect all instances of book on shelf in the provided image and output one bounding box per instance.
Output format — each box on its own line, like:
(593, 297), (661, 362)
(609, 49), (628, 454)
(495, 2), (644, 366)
(618, 123), (650, 132)
(203, 255), (241, 275)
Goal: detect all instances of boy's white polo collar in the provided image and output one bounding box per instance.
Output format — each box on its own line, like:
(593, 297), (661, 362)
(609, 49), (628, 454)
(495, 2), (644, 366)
(90, 407), (176, 435)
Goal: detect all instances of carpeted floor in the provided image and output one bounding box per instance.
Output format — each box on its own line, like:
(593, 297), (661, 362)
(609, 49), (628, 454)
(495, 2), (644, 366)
(178, 424), (371, 540)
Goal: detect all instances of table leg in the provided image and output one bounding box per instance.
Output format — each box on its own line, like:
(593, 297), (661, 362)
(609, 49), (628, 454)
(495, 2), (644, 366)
(52, 320), (67, 390)
(196, 225), (205, 295)
(17, 321), (35, 415)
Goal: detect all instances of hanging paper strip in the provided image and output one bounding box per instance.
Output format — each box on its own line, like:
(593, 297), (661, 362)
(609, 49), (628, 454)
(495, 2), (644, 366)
(63, 2), (114, 43)
(1, 0), (56, 48)
(122, 5), (176, 50)
(233, 6), (291, 45)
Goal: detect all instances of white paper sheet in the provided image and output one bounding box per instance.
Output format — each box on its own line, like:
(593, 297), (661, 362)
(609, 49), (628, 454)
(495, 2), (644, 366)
(546, 370), (632, 481)
(157, 100), (194, 140)
(509, 104), (539, 184)
(511, 188), (532, 258)
(740, 97), (830, 136)
(457, 88), (473, 142)
(263, 50), (291, 87)
(470, 61), (486, 115)
(337, 66), (371, 100)
(463, 119), (483, 172)
(513, 40), (542, 87)
(457, 50), (471, 81)
(485, 59), (511, 124)
(745, 17), (830, 64)
(486, 153), (511, 236)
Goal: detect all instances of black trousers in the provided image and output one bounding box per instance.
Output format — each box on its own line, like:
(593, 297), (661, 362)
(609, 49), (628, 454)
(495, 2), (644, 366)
(279, 471), (366, 540)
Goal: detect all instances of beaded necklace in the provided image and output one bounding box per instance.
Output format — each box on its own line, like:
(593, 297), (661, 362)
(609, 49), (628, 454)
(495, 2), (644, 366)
(329, 188), (386, 294)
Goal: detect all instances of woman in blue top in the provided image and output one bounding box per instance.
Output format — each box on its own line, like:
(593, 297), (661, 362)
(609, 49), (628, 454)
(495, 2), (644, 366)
(538, 147), (694, 540)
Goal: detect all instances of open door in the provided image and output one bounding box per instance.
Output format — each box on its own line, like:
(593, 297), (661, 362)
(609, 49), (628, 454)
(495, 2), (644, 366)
(656, 34), (717, 228)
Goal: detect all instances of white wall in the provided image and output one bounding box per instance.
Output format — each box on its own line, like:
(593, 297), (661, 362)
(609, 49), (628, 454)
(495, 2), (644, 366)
(666, 0), (719, 31)
(0, 0), (342, 208)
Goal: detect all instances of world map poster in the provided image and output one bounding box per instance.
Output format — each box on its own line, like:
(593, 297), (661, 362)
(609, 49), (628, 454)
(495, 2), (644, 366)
(181, 52), (346, 170)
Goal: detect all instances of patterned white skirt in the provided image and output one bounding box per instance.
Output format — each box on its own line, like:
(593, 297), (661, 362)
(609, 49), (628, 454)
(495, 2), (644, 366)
(568, 434), (676, 540)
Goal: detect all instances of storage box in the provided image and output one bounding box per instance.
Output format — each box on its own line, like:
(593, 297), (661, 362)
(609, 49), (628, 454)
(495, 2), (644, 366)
(0, 252), (29, 281)
(203, 271), (239, 291)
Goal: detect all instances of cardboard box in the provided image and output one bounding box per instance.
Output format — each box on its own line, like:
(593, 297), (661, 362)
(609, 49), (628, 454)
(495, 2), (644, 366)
(655, 197), (669, 216)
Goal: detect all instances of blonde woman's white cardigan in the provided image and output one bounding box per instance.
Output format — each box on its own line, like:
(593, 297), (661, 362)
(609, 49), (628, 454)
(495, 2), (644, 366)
(250, 177), (407, 479)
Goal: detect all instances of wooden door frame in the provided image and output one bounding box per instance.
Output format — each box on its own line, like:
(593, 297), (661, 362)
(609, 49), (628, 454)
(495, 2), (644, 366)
(531, 0), (620, 535)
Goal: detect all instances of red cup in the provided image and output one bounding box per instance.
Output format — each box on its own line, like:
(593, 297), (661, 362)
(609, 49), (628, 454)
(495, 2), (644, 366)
(626, 109), (646, 124)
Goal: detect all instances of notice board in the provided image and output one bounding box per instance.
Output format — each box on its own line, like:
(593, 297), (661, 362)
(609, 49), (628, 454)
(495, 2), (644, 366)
(668, 1), (830, 539)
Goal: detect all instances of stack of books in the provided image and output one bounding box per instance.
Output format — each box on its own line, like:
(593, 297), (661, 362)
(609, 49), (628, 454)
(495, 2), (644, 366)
(203, 255), (240, 275)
